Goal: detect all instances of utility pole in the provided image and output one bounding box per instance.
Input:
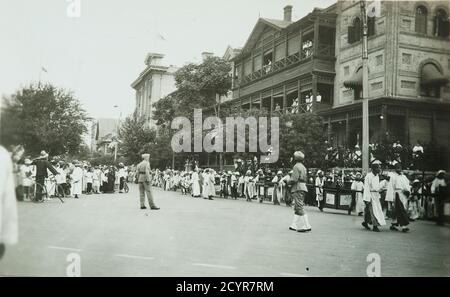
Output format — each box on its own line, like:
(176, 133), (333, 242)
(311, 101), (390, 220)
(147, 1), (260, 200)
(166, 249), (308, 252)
(361, 0), (370, 173)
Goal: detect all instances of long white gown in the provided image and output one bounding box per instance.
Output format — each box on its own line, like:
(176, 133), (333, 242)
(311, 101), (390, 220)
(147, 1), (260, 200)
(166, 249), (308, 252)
(363, 172), (386, 226)
(71, 167), (83, 196)
(191, 172), (201, 197)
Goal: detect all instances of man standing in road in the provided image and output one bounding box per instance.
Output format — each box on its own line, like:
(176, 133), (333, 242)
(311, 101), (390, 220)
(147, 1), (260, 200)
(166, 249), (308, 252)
(288, 151), (312, 233)
(362, 161), (386, 232)
(32, 150), (58, 202)
(137, 154), (159, 210)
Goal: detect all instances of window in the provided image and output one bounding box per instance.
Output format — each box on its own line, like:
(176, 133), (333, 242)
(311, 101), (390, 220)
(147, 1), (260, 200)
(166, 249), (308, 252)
(415, 5), (428, 34)
(344, 66), (350, 76)
(287, 35), (300, 56)
(368, 17), (376, 37)
(348, 17), (362, 44)
(263, 50), (273, 73)
(253, 55), (262, 71)
(243, 59), (252, 76)
(376, 54), (383, 66)
(234, 64), (241, 81)
(434, 9), (449, 38)
(274, 43), (286, 62)
(402, 53), (412, 65)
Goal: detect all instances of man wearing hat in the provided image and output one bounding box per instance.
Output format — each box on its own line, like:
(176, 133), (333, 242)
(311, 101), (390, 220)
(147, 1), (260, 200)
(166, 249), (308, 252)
(136, 154), (159, 210)
(32, 151), (58, 202)
(387, 163), (411, 232)
(288, 151), (312, 233)
(362, 160), (386, 232)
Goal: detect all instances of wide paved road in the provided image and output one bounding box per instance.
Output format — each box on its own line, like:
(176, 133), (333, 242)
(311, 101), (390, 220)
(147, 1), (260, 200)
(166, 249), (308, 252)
(1, 185), (449, 277)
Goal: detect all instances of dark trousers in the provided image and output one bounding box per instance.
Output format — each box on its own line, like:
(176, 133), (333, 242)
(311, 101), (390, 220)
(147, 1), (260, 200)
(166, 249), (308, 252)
(119, 177), (125, 190)
(87, 182), (93, 194)
(35, 175), (45, 201)
(393, 194), (410, 227)
(436, 193), (445, 225)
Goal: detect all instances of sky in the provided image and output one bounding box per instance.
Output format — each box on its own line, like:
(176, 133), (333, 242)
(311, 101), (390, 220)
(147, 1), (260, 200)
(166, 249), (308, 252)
(0, 0), (335, 120)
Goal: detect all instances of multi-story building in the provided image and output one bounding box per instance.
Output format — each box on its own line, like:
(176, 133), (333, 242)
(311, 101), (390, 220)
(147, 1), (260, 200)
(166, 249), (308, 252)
(324, 0), (450, 150)
(91, 118), (120, 154)
(228, 1), (450, 159)
(131, 53), (178, 128)
(230, 5), (337, 115)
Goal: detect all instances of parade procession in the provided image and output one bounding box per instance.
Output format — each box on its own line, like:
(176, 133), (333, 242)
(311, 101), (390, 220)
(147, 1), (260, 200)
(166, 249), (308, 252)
(1, 0), (450, 280)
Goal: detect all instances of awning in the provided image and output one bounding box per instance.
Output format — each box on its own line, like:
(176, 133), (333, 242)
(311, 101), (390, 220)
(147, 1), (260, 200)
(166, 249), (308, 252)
(421, 64), (449, 86)
(343, 68), (362, 89)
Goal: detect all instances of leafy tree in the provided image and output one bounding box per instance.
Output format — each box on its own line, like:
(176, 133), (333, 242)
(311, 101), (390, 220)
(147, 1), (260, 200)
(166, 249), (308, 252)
(170, 56), (231, 119)
(278, 112), (327, 169)
(118, 116), (156, 164)
(0, 83), (90, 156)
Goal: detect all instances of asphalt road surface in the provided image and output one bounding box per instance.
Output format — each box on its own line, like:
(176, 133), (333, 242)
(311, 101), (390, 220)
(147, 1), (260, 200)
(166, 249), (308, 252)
(1, 185), (449, 277)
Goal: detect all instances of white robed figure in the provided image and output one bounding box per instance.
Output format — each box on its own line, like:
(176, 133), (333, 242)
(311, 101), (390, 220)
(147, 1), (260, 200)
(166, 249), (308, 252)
(362, 162), (386, 230)
(351, 173), (365, 215)
(191, 170), (201, 197)
(71, 163), (83, 198)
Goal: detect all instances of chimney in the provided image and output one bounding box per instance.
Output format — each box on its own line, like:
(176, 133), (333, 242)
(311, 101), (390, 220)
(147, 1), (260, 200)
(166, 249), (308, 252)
(284, 5), (293, 22)
(145, 53), (164, 66)
(201, 52), (214, 61)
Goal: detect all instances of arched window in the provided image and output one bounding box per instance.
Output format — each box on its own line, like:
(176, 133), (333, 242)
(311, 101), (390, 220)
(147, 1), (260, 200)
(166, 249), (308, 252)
(353, 17), (362, 41)
(348, 17), (362, 44)
(415, 5), (428, 34)
(420, 63), (449, 98)
(434, 9), (449, 38)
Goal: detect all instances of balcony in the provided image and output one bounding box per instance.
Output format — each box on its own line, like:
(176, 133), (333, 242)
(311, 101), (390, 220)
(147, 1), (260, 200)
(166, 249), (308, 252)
(235, 43), (334, 88)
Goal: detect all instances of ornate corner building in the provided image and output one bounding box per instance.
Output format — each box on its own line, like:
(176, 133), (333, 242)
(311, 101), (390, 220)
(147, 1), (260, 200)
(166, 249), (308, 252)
(228, 1), (450, 157)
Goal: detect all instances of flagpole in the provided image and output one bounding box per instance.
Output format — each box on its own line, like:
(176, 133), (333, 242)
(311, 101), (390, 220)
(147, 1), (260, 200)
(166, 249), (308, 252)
(361, 0), (370, 173)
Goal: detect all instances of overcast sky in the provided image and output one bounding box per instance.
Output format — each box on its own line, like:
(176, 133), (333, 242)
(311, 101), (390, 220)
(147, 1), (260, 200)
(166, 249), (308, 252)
(0, 0), (335, 119)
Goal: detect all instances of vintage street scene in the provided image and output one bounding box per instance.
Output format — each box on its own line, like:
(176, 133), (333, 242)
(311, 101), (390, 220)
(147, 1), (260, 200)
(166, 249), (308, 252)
(0, 0), (449, 278)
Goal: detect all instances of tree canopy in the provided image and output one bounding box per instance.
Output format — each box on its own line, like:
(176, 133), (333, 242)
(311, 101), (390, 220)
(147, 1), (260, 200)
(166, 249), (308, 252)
(0, 83), (90, 157)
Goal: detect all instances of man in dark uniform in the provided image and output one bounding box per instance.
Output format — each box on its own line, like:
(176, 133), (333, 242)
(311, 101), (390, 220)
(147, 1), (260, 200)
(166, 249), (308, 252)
(32, 151), (58, 202)
(136, 153), (159, 210)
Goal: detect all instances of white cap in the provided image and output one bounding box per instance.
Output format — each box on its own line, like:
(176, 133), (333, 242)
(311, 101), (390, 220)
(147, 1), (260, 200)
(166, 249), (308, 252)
(294, 151), (305, 160)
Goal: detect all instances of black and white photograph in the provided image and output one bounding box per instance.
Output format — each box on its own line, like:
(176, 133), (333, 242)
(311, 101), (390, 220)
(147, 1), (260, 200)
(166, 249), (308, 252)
(0, 0), (449, 283)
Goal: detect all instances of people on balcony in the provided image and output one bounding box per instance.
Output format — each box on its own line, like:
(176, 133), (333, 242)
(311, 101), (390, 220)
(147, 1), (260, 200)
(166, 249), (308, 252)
(274, 103), (281, 114)
(291, 98), (299, 114)
(263, 59), (272, 74)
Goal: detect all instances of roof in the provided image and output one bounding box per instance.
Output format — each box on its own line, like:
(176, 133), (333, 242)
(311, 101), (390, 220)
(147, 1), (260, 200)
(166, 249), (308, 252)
(261, 18), (292, 29)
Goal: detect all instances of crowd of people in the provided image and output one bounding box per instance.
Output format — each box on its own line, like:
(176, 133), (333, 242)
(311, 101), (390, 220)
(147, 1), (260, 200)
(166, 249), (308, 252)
(7, 144), (449, 230)
(11, 147), (130, 202)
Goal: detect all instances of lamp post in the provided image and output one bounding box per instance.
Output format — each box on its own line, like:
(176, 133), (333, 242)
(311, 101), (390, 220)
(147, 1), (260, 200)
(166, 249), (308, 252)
(360, 0), (370, 173)
(113, 105), (122, 162)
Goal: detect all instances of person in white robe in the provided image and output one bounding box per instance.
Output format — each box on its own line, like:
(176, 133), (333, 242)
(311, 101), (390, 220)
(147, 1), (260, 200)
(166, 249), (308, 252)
(0, 145), (19, 260)
(191, 169), (201, 197)
(271, 171), (284, 205)
(388, 163), (411, 232)
(244, 170), (255, 202)
(71, 163), (83, 198)
(362, 161), (386, 232)
(351, 173), (365, 216)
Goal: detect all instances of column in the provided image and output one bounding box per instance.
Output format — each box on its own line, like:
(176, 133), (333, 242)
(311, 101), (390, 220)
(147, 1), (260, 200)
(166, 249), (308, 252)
(312, 74), (318, 112)
(345, 113), (350, 147)
(404, 109), (410, 146)
(327, 117), (332, 143)
(313, 20), (320, 56)
(283, 85), (287, 114)
(381, 105), (387, 141)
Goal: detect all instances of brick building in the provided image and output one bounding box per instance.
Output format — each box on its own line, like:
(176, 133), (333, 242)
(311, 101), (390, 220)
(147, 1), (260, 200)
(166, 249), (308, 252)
(227, 1), (450, 166)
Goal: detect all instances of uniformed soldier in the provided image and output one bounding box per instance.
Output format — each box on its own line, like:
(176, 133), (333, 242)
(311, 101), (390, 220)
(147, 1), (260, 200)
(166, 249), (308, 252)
(288, 151), (312, 233)
(137, 154), (159, 210)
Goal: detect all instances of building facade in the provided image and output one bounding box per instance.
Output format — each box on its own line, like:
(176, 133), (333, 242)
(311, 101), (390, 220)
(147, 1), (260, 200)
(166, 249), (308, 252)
(227, 1), (450, 163)
(91, 118), (120, 154)
(131, 53), (177, 128)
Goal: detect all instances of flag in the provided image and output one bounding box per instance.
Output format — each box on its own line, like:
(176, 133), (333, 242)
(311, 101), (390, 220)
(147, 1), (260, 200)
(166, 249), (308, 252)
(367, 1), (381, 18)
(41, 67), (48, 73)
